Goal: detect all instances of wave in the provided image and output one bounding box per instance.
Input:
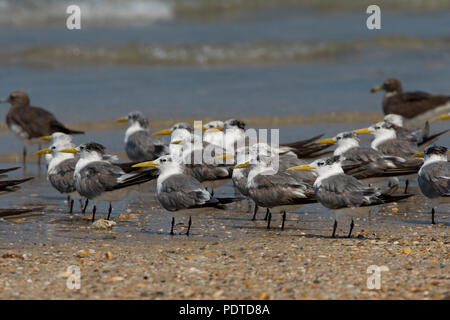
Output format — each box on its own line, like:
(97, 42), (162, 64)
(0, 0), (173, 26)
(1, 0), (450, 26)
(2, 36), (449, 68)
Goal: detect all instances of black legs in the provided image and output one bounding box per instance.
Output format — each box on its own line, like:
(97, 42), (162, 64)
(170, 217), (175, 235)
(169, 216), (191, 236)
(281, 211), (286, 230)
(92, 205), (96, 222)
(82, 199), (89, 213)
(404, 179), (409, 194)
(107, 202), (112, 220)
(347, 219), (354, 238)
(431, 208), (436, 225)
(264, 208), (269, 220)
(187, 216), (192, 236)
(331, 219), (355, 238)
(22, 146), (27, 168)
(66, 196), (74, 214)
(332, 220), (337, 238)
(266, 210), (272, 229)
(252, 204), (259, 221)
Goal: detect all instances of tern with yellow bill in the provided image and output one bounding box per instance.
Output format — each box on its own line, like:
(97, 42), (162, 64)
(35, 135), (81, 213)
(354, 121), (419, 158)
(414, 146), (449, 224)
(378, 114), (449, 149)
(132, 155), (240, 235)
(314, 131), (422, 183)
(116, 111), (168, 162)
(235, 152), (316, 230)
(60, 142), (158, 221)
(288, 156), (414, 238)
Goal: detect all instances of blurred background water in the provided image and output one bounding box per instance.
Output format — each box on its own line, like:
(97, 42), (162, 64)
(0, 0), (449, 154)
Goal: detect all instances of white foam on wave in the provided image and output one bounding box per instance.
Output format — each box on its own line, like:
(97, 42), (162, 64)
(0, 0), (174, 26)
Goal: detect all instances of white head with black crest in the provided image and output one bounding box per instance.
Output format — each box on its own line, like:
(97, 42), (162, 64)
(116, 111), (150, 142)
(315, 131), (361, 156)
(288, 155), (345, 187)
(354, 121), (397, 150)
(224, 119), (245, 131)
(423, 145), (448, 165)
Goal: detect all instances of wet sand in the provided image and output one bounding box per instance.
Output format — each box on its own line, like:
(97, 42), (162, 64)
(0, 173), (448, 299)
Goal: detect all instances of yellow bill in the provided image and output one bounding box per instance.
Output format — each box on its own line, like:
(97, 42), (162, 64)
(433, 113), (450, 121)
(115, 116), (128, 123)
(59, 147), (78, 154)
(353, 128), (373, 134)
(315, 138), (336, 145)
(39, 135), (51, 142)
(287, 164), (315, 171)
(34, 148), (50, 155)
(132, 161), (158, 168)
(152, 128), (172, 136)
(205, 127), (223, 133)
(234, 162), (250, 169)
(413, 152), (424, 158)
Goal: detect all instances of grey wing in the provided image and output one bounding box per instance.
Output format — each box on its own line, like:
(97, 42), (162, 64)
(315, 174), (381, 209)
(126, 131), (168, 161)
(185, 164), (230, 182)
(377, 139), (418, 158)
(278, 156), (317, 185)
(342, 147), (385, 165)
(418, 162), (450, 198)
(48, 158), (77, 194)
(249, 173), (315, 207)
(157, 174), (213, 211)
(75, 162), (124, 198)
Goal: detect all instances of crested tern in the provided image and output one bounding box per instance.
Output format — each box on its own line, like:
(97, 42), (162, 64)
(235, 151), (316, 229)
(132, 155), (239, 235)
(60, 142), (158, 221)
(116, 111), (169, 162)
(288, 155), (414, 237)
(415, 146), (449, 224)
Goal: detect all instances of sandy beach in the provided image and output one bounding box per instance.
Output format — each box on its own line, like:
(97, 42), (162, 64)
(0, 181), (448, 300)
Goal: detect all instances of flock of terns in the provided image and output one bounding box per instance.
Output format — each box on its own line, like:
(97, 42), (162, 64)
(0, 78), (449, 237)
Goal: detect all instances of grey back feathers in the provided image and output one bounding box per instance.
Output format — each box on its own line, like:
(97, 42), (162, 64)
(126, 130), (168, 162)
(418, 161), (449, 199)
(75, 162), (125, 199)
(157, 173), (215, 211)
(48, 158), (77, 194)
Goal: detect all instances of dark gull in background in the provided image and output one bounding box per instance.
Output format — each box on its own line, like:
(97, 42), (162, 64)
(0, 91), (84, 165)
(371, 78), (450, 127)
